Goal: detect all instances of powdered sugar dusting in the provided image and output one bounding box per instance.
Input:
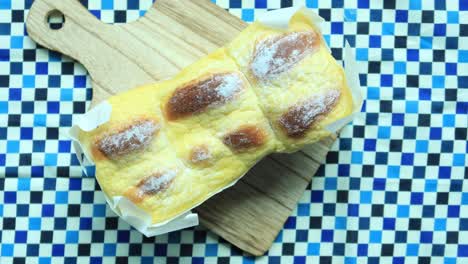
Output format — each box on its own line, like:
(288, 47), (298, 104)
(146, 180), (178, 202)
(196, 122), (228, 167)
(190, 73), (243, 106)
(216, 74), (243, 99)
(166, 73), (244, 120)
(279, 89), (341, 138)
(97, 120), (159, 158)
(189, 146), (212, 164)
(136, 170), (177, 198)
(250, 31), (318, 81)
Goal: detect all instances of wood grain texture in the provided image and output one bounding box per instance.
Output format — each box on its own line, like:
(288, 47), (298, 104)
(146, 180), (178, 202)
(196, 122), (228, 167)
(26, 0), (337, 256)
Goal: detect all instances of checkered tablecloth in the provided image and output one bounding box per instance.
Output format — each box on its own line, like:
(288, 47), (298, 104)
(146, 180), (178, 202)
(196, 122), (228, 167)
(0, 0), (467, 263)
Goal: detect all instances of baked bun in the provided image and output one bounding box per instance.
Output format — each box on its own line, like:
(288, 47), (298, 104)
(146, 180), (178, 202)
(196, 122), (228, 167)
(78, 12), (354, 224)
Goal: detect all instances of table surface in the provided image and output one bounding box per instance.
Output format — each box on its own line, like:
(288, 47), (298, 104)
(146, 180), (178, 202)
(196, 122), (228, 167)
(0, 0), (467, 263)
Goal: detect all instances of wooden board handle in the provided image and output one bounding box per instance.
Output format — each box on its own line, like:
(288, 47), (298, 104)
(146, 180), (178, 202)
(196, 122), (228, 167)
(25, 0), (247, 106)
(26, 0), (159, 104)
(26, 0), (106, 62)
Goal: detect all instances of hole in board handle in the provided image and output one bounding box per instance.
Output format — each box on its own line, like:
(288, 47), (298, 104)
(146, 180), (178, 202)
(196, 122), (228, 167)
(47, 10), (65, 30)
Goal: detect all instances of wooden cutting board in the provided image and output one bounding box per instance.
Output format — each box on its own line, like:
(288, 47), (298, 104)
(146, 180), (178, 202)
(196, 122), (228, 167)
(26, 0), (337, 256)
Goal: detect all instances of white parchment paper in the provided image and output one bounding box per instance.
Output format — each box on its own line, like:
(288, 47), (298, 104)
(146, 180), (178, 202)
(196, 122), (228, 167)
(68, 6), (363, 237)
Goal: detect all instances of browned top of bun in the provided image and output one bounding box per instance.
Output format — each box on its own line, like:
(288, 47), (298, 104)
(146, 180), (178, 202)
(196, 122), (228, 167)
(250, 31), (319, 81)
(166, 72), (244, 120)
(223, 125), (267, 151)
(93, 118), (159, 159)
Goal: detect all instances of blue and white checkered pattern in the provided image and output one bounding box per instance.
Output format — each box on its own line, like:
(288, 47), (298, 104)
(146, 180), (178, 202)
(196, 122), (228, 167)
(1, 0), (467, 262)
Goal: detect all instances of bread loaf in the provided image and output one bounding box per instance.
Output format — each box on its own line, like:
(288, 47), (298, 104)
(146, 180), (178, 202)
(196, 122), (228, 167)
(78, 10), (354, 224)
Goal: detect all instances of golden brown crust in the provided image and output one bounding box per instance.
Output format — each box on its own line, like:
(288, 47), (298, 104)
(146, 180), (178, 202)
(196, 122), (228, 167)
(92, 118), (159, 160)
(250, 30), (320, 81)
(278, 89), (341, 138)
(222, 125), (267, 151)
(189, 145), (212, 165)
(124, 171), (176, 203)
(165, 72), (244, 120)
